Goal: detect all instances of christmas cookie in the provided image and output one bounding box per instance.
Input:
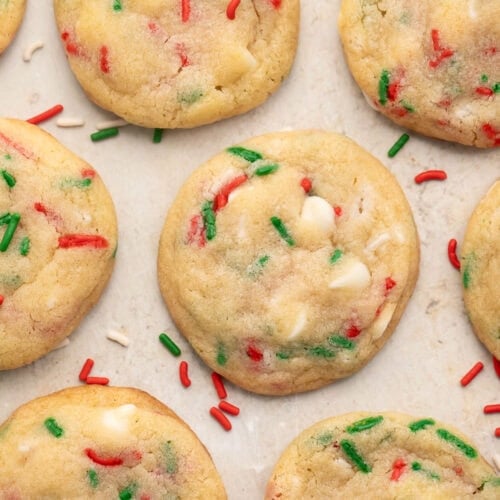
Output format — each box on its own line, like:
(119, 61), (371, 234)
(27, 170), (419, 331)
(265, 412), (500, 499)
(0, 118), (117, 370)
(53, 0), (299, 129)
(461, 181), (500, 358)
(0, 0), (26, 54)
(338, 0), (500, 148)
(0, 385), (227, 498)
(157, 130), (419, 395)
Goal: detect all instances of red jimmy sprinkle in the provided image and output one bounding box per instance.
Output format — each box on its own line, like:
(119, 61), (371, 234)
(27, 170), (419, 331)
(447, 239), (461, 270)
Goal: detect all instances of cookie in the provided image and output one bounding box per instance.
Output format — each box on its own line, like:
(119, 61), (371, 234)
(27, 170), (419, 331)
(265, 412), (500, 499)
(338, 1), (500, 148)
(461, 181), (500, 358)
(0, 385), (227, 498)
(0, 118), (117, 370)
(157, 130), (419, 395)
(0, 0), (26, 54)
(53, 0), (299, 129)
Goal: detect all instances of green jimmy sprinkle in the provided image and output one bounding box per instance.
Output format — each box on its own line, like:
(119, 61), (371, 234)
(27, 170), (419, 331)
(388, 133), (410, 158)
(19, 236), (30, 256)
(493, 83), (500, 94)
(276, 352), (290, 360)
(0, 212), (20, 252)
(119, 483), (137, 500)
(270, 216), (294, 246)
(328, 335), (354, 350)
(316, 432), (334, 446)
(254, 163), (279, 176)
(411, 461), (440, 481)
(462, 253), (476, 289)
(436, 428), (477, 458)
(113, 0), (123, 11)
(60, 177), (92, 189)
(163, 441), (178, 474)
(0, 212), (11, 225)
(247, 255), (270, 277)
(159, 333), (181, 357)
(308, 345), (335, 358)
(44, 417), (64, 438)
(226, 146), (263, 163)
(378, 69), (390, 105)
(201, 200), (216, 240)
(178, 89), (203, 105)
(346, 416), (384, 434)
(90, 127), (119, 142)
(1, 169), (16, 187)
(87, 469), (99, 488)
(153, 128), (164, 143)
(216, 342), (228, 366)
(408, 418), (435, 432)
(340, 439), (372, 473)
(329, 249), (343, 264)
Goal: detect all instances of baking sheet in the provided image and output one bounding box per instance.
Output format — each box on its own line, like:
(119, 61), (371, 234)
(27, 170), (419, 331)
(0, 1), (498, 497)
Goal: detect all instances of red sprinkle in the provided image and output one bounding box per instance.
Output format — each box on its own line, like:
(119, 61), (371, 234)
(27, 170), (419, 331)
(219, 400), (240, 416)
(493, 356), (500, 378)
(211, 372), (227, 399)
(85, 448), (123, 466)
(0, 295), (4, 306)
(27, 104), (64, 125)
(460, 361), (484, 386)
(447, 238), (461, 270)
(390, 458), (406, 481)
(181, 0), (190, 22)
(81, 168), (96, 179)
(345, 325), (361, 338)
(300, 177), (312, 193)
(246, 344), (263, 362)
(495, 428), (500, 438)
(482, 123), (500, 146)
(61, 31), (85, 58)
(99, 46), (110, 73)
(213, 174), (248, 212)
(484, 404), (500, 414)
(475, 87), (494, 97)
(453, 466), (464, 477)
(334, 206), (343, 217)
(385, 277), (397, 293)
(387, 79), (402, 102)
(269, 0), (281, 7)
(58, 234), (109, 249)
(414, 170), (447, 184)
(226, 0), (241, 20)
(175, 42), (190, 67)
(78, 358), (94, 381)
(0, 131), (34, 159)
(179, 361), (191, 388)
(209, 407), (232, 431)
(85, 376), (110, 385)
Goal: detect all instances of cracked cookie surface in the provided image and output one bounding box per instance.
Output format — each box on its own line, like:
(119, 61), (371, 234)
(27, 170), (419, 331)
(157, 130), (419, 395)
(0, 0), (26, 54)
(0, 118), (117, 370)
(0, 385), (227, 498)
(265, 412), (499, 499)
(53, 0), (299, 128)
(338, 0), (500, 148)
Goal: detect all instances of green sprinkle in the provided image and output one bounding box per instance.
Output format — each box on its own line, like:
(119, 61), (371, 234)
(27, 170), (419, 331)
(90, 127), (119, 142)
(119, 483), (137, 500)
(329, 249), (343, 264)
(270, 216), (294, 246)
(4, 154), (11, 160)
(340, 439), (371, 473)
(308, 346), (335, 358)
(346, 416), (383, 434)
(316, 432), (334, 446)
(60, 177), (92, 189)
(159, 333), (181, 356)
(87, 469), (99, 488)
(462, 253), (476, 289)
(0, 212), (11, 225)
(1, 169), (16, 187)
(113, 0), (122, 11)
(44, 417), (64, 438)
(408, 418), (435, 432)
(248, 255), (270, 277)
(492, 83), (500, 94)
(216, 343), (227, 366)
(411, 461), (440, 480)
(481, 74), (489, 82)
(227, 146), (263, 163)
(378, 69), (390, 105)
(112, 244), (118, 258)
(153, 128), (164, 143)
(388, 133), (410, 158)
(276, 352), (290, 360)
(254, 163), (279, 176)
(400, 100), (415, 112)
(328, 335), (354, 350)
(201, 200), (216, 240)
(436, 428), (477, 458)
(163, 441), (178, 474)
(178, 89), (203, 105)
(19, 236), (30, 256)
(0, 212), (20, 252)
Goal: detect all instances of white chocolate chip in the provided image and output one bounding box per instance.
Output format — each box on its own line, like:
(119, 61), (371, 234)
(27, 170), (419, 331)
(366, 232), (390, 252)
(329, 259), (371, 290)
(288, 309), (307, 340)
(101, 404), (137, 435)
(493, 454), (500, 472)
(301, 196), (335, 234)
(369, 303), (397, 339)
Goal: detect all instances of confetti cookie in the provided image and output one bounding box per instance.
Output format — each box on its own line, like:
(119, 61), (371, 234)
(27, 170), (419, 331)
(461, 181), (500, 358)
(0, 385), (227, 498)
(53, 0), (299, 129)
(265, 412), (500, 499)
(0, 0), (26, 54)
(0, 118), (117, 370)
(338, 0), (500, 148)
(157, 130), (419, 395)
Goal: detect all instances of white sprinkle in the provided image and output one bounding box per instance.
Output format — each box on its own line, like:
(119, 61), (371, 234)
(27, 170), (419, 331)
(22, 41), (44, 62)
(53, 338), (70, 350)
(288, 310), (307, 340)
(96, 119), (128, 130)
(493, 454), (500, 472)
(56, 117), (85, 128)
(366, 232), (390, 252)
(106, 329), (130, 347)
(329, 260), (371, 290)
(369, 303), (397, 340)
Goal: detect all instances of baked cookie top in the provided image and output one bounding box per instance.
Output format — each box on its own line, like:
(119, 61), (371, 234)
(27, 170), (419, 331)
(265, 412), (500, 499)
(0, 385), (227, 499)
(338, 0), (500, 148)
(53, 0), (299, 129)
(0, 118), (117, 370)
(158, 130), (419, 395)
(461, 180), (500, 358)
(0, 0), (26, 54)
